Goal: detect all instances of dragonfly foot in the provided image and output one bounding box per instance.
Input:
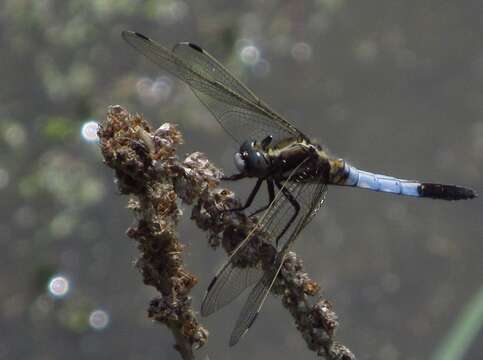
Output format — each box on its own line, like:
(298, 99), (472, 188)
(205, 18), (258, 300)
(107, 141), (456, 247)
(221, 173), (245, 181)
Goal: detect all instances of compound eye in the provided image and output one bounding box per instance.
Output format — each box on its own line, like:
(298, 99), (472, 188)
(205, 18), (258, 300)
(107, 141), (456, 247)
(252, 152), (268, 170)
(234, 152), (246, 172)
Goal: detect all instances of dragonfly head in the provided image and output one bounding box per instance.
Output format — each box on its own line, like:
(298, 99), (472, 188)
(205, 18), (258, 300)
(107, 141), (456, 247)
(234, 140), (270, 176)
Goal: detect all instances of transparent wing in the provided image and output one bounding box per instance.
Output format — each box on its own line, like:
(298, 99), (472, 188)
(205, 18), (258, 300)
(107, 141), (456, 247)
(201, 157), (327, 342)
(171, 42), (262, 106)
(228, 179), (328, 346)
(259, 162), (328, 249)
(199, 182), (295, 317)
(171, 42), (306, 144)
(201, 263), (262, 317)
(122, 31), (307, 144)
(228, 257), (284, 346)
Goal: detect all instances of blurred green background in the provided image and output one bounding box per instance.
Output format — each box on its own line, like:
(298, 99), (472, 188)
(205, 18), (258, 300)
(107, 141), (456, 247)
(1, 0), (482, 359)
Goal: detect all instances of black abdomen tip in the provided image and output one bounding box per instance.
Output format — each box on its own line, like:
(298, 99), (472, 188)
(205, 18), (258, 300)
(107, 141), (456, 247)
(418, 183), (477, 200)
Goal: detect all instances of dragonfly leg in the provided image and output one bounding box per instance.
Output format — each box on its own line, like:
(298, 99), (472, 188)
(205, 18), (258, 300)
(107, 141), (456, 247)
(249, 180), (275, 217)
(274, 180), (300, 247)
(226, 178), (264, 212)
(221, 173), (246, 181)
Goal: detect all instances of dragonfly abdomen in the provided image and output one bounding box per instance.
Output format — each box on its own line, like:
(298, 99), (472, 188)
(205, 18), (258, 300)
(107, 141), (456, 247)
(332, 162), (476, 200)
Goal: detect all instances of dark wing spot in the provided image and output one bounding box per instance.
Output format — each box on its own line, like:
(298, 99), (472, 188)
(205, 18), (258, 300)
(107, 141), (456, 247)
(134, 32), (150, 41)
(188, 42), (203, 53)
(206, 275), (218, 292)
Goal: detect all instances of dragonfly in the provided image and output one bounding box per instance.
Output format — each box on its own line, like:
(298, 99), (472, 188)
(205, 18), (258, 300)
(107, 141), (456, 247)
(122, 30), (477, 346)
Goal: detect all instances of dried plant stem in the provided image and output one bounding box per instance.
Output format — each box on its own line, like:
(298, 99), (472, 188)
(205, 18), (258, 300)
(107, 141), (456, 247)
(99, 105), (355, 360)
(99, 106), (208, 360)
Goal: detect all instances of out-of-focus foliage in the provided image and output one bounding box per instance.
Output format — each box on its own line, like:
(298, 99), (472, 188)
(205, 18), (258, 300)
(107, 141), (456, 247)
(0, 1), (481, 360)
(432, 284), (483, 360)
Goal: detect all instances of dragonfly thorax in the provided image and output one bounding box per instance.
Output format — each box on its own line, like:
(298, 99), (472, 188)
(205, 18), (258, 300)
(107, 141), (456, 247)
(234, 140), (271, 177)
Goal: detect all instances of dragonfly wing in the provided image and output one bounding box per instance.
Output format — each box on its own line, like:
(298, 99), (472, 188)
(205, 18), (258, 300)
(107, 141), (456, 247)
(201, 158), (327, 344)
(191, 88), (299, 144)
(201, 261), (263, 317)
(171, 42), (262, 107)
(286, 174), (328, 241)
(171, 42), (307, 143)
(200, 167), (306, 317)
(122, 31), (307, 144)
(259, 161), (329, 249)
(227, 180), (327, 345)
(228, 256), (285, 346)
(199, 181), (290, 318)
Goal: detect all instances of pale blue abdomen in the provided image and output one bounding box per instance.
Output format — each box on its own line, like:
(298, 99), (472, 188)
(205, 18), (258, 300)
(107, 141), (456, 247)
(336, 163), (476, 200)
(342, 164), (421, 197)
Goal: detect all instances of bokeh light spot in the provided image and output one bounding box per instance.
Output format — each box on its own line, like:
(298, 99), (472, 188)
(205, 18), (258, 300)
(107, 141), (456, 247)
(81, 121), (99, 142)
(291, 42), (312, 62)
(89, 309), (110, 330)
(152, 77), (173, 101)
(136, 76), (172, 106)
(48, 275), (70, 298)
(240, 45), (260, 65)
